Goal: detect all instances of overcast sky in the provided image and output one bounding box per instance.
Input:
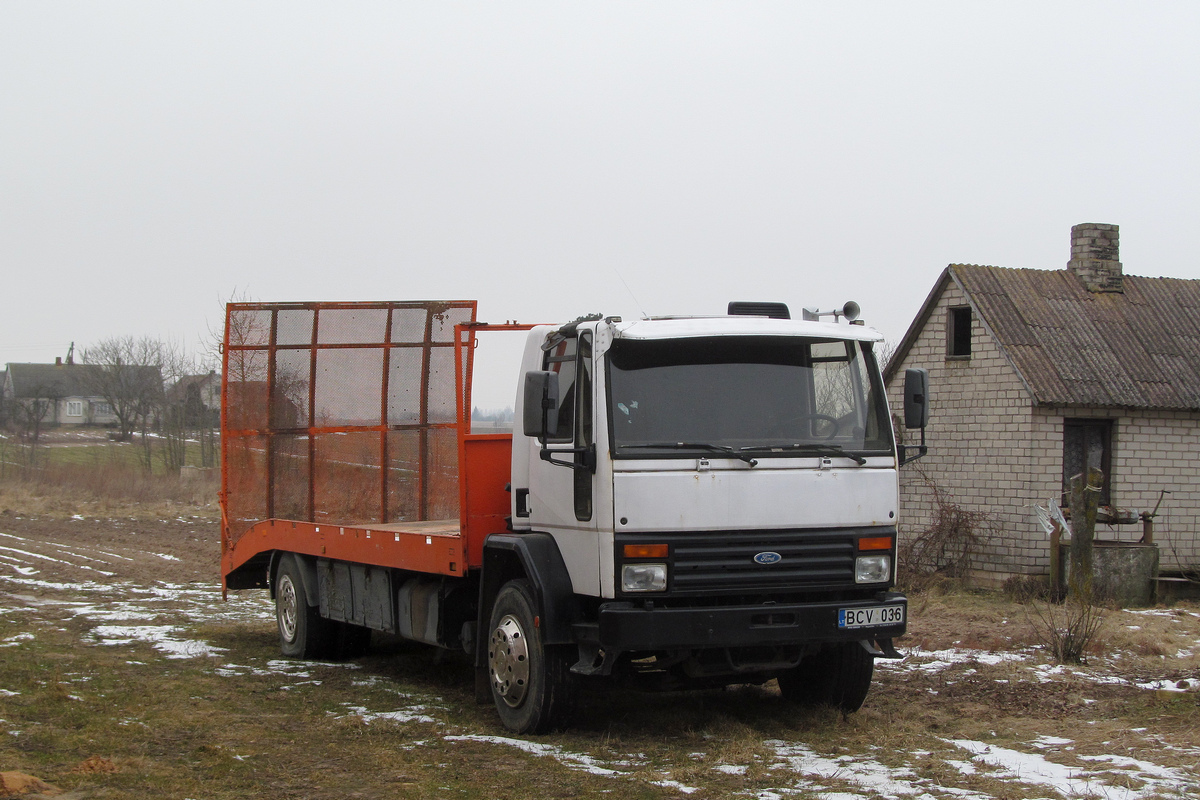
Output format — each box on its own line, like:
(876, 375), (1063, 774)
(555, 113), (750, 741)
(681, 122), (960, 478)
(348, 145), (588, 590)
(3, 2), (1198, 407)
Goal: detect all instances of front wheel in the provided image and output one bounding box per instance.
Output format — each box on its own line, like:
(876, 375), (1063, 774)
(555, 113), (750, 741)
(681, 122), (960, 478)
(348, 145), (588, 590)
(778, 641), (875, 713)
(487, 579), (574, 733)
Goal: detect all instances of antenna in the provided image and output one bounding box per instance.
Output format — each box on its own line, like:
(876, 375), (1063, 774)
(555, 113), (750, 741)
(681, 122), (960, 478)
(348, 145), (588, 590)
(614, 268), (650, 320)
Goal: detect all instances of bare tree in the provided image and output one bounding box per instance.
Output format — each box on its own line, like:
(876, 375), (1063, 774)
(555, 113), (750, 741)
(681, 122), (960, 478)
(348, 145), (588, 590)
(2, 384), (57, 472)
(156, 338), (200, 473)
(81, 337), (165, 467)
(874, 339), (897, 373)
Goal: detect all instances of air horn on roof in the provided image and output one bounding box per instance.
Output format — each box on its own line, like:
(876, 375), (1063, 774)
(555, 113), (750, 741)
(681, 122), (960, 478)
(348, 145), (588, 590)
(801, 301), (861, 323)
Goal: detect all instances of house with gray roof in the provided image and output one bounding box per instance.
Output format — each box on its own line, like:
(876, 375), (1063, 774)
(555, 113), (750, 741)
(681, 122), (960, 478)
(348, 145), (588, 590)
(3, 361), (119, 426)
(884, 224), (1200, 583)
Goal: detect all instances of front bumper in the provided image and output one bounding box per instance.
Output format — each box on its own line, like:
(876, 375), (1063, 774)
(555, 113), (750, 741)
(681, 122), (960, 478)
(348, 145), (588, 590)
(590, 591), (906, 651)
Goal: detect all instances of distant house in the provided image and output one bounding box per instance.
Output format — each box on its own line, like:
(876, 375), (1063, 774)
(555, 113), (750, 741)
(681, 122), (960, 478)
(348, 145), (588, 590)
(884, 224), (1200, 583)
(2, 360), (163, 430)
(167, 370), (221, 427)
(2, 361), (119, 426)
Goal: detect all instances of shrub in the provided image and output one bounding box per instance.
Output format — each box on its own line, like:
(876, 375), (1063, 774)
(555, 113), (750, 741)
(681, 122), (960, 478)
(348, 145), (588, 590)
(897, 474), (997, 594)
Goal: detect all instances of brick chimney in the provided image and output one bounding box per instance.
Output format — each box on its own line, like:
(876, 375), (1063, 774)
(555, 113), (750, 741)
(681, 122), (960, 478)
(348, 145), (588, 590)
(1068, 223), (1123, 293)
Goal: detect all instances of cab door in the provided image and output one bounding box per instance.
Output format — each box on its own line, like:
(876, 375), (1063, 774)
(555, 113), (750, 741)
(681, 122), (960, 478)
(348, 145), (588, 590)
(527, 330), (601, 596)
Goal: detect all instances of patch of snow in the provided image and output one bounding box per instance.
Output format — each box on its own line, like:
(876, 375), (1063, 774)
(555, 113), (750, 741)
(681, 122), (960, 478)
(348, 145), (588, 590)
(339, 701), (441, 724)
(1129, 608), (1200, 619)
(1136, 677), (1199, 692)
(89, 624), (226, 659)
(651, 778), (699, 794)
(1032, 735), (1074, 749)
(0, 545), (115, 576)
(948, 738), (1199, 800)
(66, 604), (157, 622)
(446, 734), (631, 777)
(0, 632), (35, 648)
(765, 739), (957, 800)
(879, 647), (1032, 675)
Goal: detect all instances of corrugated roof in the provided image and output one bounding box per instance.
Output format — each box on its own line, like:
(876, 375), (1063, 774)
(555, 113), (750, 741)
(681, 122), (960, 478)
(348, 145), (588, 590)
(5, 363), (161, 399)
(7, 363), (101, 398)
(952, 265), (1200, 410)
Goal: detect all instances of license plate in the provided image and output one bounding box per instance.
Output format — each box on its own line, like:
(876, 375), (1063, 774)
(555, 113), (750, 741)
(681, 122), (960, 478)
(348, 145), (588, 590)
(838, 604), (905, 629)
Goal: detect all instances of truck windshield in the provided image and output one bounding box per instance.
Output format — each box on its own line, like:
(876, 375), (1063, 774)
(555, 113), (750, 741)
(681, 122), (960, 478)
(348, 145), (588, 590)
(607, 336), (893, 458)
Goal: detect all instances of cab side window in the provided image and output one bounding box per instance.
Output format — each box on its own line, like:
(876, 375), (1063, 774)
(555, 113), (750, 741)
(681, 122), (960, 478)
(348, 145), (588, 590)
(574, 333), (593, 521)
(543, 337), (577, 443)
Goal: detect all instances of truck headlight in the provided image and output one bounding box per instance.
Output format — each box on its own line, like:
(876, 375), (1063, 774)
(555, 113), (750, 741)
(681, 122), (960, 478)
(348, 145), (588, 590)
(622, 563), (667, 592)
(855, 554), (891, 584)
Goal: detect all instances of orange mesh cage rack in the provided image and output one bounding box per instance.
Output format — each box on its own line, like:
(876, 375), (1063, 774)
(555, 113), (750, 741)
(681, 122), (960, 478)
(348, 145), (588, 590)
(219, 301), (533, 592)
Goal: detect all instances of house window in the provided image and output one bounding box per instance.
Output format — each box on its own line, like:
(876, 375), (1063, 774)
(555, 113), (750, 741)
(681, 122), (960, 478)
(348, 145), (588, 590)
(1063, 418), (1113, 506)
(947, 306), (972, 358)
(92, 401), (113, 417)
(67, 400), (83, 417)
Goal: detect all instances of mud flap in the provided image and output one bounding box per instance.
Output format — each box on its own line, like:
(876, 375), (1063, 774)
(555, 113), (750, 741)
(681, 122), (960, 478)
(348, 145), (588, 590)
(860, 638), (902, 659)
(474, 664), (492, 705)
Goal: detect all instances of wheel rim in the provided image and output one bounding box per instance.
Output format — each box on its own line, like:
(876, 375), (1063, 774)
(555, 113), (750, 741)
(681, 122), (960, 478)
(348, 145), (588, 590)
(489, 614), (530, 707)
(277, 574), (299, 643)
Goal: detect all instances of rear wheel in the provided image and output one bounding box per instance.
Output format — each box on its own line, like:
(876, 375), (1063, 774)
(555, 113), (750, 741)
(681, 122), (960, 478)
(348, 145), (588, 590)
(275, 556), (335, 659)
(487, 579), (574, 733)
(778, 641), (875, 713)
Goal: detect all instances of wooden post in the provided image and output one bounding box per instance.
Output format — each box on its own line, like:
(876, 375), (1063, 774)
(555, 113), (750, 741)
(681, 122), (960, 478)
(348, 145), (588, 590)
(1049, 521), (1063, 600)
(1067, 467), (1102, 603)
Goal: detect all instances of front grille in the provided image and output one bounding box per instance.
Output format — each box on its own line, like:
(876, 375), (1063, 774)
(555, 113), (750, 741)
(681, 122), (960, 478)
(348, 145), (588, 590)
(617, 527), (887, 596)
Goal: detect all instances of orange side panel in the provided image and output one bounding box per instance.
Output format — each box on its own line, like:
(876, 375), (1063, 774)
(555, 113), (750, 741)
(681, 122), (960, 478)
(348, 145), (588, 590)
(223, 519), (466, 580)
(460, 434), (514, 568)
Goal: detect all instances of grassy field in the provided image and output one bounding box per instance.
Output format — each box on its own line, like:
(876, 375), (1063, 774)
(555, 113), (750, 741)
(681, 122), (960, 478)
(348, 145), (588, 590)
(1, 475), (1199, 799)
(1, 428), (216, 478)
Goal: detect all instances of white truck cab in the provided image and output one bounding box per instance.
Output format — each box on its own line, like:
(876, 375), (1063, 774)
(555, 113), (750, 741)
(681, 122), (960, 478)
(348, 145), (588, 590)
(486, 305), (928, 730)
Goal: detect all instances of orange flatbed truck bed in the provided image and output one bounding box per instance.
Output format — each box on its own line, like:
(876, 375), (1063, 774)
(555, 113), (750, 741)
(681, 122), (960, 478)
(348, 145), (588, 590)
(219, 299), (534, 595)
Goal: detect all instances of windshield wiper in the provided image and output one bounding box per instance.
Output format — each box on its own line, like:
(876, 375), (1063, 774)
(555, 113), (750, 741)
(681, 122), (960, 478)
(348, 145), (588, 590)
(739, 443), (867, 465)
(623, 442), (758, 466)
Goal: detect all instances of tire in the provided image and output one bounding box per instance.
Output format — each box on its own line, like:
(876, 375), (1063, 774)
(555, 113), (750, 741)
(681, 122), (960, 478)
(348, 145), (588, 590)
(778, 641), (875, 713)
(487, 579), (575, 734)
(275, 556), (335, 659)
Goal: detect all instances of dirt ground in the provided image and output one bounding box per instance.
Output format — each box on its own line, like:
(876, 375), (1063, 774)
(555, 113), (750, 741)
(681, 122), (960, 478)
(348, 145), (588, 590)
(2, 506), (1199, 799)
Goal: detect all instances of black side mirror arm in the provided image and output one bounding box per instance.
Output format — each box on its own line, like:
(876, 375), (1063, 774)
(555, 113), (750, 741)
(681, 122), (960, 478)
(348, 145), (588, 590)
(539, 442), (597, 473)
(898, 425), (927, 466)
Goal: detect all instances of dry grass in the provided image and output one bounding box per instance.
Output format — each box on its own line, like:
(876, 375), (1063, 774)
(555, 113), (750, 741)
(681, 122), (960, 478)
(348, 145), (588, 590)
(3, 565), (1198, 799)
(0, 477), (219, 520)
(0, 444), (219, 521)
(2, 467), (1198, 798)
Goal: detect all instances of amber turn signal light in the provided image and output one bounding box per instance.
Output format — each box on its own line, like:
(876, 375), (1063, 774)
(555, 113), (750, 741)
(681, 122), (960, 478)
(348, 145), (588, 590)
(857, 536), (893, 551)
(623, 544), (668, 559)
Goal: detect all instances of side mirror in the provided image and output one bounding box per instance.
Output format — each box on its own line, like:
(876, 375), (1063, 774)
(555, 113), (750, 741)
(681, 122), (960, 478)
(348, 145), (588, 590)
(903, 368), (930, 430)
(522, 371), (559, 440)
